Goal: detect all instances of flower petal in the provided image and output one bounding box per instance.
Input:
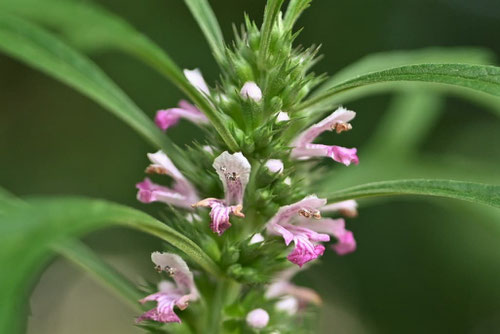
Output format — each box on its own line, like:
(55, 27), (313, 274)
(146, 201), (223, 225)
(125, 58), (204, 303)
(266, 195), (326, 228)
(184, 68), (210, 95)
(193, 198), (245, 236)
(146, 151), (199, 203)
(155, 101), (208, 131)
(332, 230), (357, 255)
(287, 237), (325, 267)
(151, 252), (199, 299)
(138, 289), (183, 323)
(293, 107), (356, 147)
(322, 200), (358, 218)
(136, 178), (192, 209)
(292, 144), (359, 166)
(213, 152), (251, 205)
(275, 296), (299, 315)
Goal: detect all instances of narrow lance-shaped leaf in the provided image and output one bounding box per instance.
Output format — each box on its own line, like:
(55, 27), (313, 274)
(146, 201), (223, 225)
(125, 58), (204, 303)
(323, 179), (500, 209)
(298, 64), (500, 111)
(182, 0), (226, 64)
(0, 196), (222, 334)
(0, 4), (239, 151)
(315, 47), (496, 95)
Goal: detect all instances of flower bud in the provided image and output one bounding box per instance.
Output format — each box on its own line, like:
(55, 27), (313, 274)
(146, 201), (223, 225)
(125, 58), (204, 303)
(246, 308), (269, 329)
(240, 81), (262, 102)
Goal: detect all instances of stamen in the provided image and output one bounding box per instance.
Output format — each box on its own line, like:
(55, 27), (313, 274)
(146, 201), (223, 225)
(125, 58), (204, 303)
(332, 122), (352, 134)
(298, 209), (312, 218)
(164, 265), (175, 277)
(299, 209), (322, 219)
(145, 165), (168, 175)
(232, 204), (245, 218)
(312, 210), (322, 220)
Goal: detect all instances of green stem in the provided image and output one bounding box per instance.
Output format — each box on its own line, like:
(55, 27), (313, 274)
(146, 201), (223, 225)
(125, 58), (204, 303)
(207, 278), (241, 334)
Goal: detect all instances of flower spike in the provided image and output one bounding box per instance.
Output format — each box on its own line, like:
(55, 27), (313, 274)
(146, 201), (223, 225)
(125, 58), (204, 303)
(291, 107), (359, 166)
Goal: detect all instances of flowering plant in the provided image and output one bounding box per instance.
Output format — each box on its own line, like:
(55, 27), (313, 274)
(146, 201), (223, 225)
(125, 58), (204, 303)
(0, 0), (499, 333)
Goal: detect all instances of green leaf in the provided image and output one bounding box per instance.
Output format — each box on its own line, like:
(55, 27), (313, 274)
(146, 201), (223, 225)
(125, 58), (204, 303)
(0, 13), (175, 154)
(0, 196), (221, 333)
(183, 0), (226, 64)
(283, 0), (312, 31)
(316, 47), (496, 94)
(53, 239), (144, 310)
(323, 179), (500, 209)
(259, 0), (285, 63)
(0, 4), (239, 151)
(299, 63), (500, 111)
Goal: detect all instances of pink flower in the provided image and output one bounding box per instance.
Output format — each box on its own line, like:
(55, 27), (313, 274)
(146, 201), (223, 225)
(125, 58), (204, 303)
(240, 81), (263, 102)
(291, 107), (359, 166)
(193, 152), (251, 235)
(246, 309), (269, 329)
(266, 195), (356, 267)
(155, 100), (208, 131)
(193, 198), (244, 235)
(136, 151), (198, 209)
(137, 252), (199, 324)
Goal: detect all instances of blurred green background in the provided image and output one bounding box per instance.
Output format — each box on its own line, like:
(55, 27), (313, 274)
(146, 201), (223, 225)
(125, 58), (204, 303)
(1, 0), (500, 333)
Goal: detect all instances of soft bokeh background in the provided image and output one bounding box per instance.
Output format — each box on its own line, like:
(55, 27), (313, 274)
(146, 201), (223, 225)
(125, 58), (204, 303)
(1, 0), (500, 333)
